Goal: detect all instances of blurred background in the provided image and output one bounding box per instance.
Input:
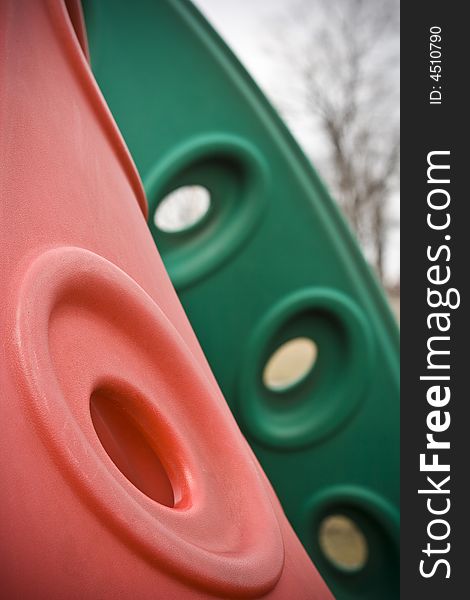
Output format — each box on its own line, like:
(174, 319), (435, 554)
(167, 0), (400, 317)
(189, 0), (400, 573)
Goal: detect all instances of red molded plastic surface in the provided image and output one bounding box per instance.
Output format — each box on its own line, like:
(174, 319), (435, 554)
(0, 1), (333, 598)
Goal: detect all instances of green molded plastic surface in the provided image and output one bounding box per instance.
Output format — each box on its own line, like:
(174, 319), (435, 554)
(83, 1), (399, 597)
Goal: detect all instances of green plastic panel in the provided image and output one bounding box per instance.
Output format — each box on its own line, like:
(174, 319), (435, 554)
(83, 1), (399, 597)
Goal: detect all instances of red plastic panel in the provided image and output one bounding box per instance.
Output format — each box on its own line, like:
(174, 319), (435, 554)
(0, 1), (332, 598)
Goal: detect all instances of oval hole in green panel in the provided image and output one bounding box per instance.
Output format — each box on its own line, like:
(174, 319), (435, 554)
(263, 337), (318, 392)
(319, 514), (368, 573)
(154, 185), (211, 233)
(145, 136), (268, 290)
(239, 290), (373, 448)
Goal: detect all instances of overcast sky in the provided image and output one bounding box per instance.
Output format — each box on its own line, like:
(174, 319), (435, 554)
(193, 0), (400, 284)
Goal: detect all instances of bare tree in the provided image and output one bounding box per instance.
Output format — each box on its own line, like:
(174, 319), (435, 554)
(266, 0), (399, 282)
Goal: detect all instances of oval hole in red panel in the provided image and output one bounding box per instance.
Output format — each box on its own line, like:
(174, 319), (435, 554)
(90, 389), (174, 507)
